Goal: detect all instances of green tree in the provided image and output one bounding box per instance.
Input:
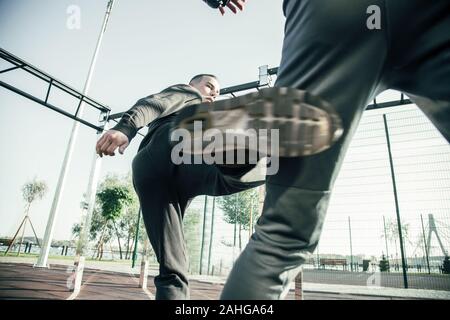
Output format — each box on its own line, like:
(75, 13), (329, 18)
(97, 185), (132, 260)
(18, 178), (48, 248)
(73, 173), (147, 260)
(217, 188), (259, 251)
(4, 178), (47, 256)
(381, 217), (410, 260)
(22, 177), (48, 217)
(72, 205), (112, 260)
(71, 223), (81, 238)
(119, 200), (142, 260)
(118, 173), (142, 260)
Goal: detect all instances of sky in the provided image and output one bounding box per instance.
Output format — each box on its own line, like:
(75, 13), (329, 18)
(0, 0), (285, 240)
(0, 0), (449, 262)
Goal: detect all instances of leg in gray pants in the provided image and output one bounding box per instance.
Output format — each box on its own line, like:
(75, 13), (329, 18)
(221, 0), (450, 299)
(132, 119), (264, 299)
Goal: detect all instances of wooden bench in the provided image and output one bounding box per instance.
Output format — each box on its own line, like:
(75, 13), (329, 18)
(320, 258), (348, 271)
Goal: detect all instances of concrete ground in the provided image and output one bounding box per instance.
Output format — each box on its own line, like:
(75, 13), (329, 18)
(2, 258), (449, 300)
(0, 262), (408, 300)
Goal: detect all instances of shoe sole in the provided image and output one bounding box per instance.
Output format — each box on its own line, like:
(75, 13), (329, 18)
(173, 87), (343, 157)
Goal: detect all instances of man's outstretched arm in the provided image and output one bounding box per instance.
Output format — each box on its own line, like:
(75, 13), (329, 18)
(96, 84), (202, 157)
(96, 95), (167, 157)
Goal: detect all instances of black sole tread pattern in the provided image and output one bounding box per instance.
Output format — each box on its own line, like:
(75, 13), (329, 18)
(174, 87), (343, 157)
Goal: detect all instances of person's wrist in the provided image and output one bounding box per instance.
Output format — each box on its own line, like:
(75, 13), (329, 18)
(111, 124), (135, 142)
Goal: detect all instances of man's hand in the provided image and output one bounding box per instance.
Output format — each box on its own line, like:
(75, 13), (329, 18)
(96, 130), (129, 157)
(219, 0), (246, 15)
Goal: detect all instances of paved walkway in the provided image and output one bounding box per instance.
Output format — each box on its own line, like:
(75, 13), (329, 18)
(1, 258), (449, 300)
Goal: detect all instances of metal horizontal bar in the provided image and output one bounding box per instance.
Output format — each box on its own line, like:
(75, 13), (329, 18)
(0, 80), (104, 132)
(0, 47), (110, 113)
(0, 65), (23, 74)
(20, 63), (109, 113)
(220, 80), (260, 95)
(267, 67), (279, 75)
(366, 99), (412, 110)
(0, 65), (109, 117)
(109, 112), (124, 120)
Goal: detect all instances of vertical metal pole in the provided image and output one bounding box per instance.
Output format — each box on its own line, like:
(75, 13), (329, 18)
(232, 195), (237, 265)
(132, 208), (142, 268)
(36, 0), (116, 268)
(76, 121), (109, 257)
(199, 195), (208, 274)
(383, 114), (408, 288)
(420, 214), (431, 274)
(207, 197), (215, 275)
(71, 256), (85, 294)
(383, 215), (390, 259)
(139, 234), (151, 291)
(316, 245), (320, 269)
(348, 216), (353, 272)
(258, 65), (269, 86)
(139, 259), (149, 289)
(249, 196), (253, 239)
(295, 268), (304, 300)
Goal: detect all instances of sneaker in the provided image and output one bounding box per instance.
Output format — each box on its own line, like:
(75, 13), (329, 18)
(171, 87), (343, 158)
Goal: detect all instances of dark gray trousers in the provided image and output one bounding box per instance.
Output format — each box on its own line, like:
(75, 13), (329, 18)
(221, 0), (450, 299)
(132, 119), (263, 299)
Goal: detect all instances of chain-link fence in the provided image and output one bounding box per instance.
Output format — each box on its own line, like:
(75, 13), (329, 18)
(181, 103), (450, 291)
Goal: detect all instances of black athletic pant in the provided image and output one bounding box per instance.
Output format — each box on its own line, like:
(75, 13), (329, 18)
(132, 119), (264, 299)
(221, 0), (450, 299)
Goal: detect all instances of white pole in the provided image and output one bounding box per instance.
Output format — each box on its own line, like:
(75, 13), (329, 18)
(76, 123), (109, 256)
(36, 0), (116, 267)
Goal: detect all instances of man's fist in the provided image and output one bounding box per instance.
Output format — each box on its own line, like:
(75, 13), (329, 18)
(96, 130), (129, 157)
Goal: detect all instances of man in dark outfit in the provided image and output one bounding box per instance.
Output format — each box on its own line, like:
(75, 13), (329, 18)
(98, 0), (450, 300)
(180, 0), (450, 299)
(96, 74), (270, 299)
(96, 69), (340, 300)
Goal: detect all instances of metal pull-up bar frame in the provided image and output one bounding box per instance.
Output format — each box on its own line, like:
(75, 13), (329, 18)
(0, 48), (110, 132)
